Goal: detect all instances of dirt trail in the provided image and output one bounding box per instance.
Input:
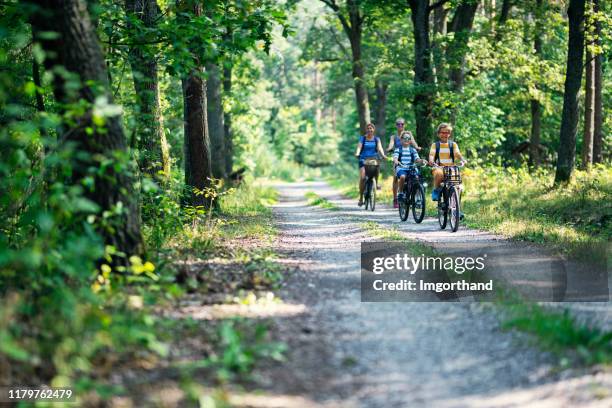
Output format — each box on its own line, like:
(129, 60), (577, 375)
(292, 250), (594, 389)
(243, 181), (611, 408)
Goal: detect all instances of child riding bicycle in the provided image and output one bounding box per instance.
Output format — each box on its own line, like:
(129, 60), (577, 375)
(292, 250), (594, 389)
(393, 131), (427, 201)
(428, 123), (467, 201)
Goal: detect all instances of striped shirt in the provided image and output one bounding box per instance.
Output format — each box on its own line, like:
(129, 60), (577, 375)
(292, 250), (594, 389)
(394, 146), (419, 169)
(428, 141), (463, 166)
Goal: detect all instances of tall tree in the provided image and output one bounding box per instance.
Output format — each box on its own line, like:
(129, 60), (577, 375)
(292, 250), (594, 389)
(529, 0), (543, 167)
(446, 0), (479, 92)
(592, 0), (603, 164)
(374, 79), (388, 138)
(582, 41), (595, 168)
(555, 0), (586, 183)
(223, 61), (234, 176)
(179, 0), (213, 207)
(320, 0), (370, 134)
(25, 0), (144, 261)
(205, 61), (227, 180)
(124, 0), (171, 178)
(407, 0), (443, 146)
(432, 4), (448, 86)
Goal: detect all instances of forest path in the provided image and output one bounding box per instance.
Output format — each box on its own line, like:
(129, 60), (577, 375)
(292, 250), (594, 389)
(242, 180), (611, 407)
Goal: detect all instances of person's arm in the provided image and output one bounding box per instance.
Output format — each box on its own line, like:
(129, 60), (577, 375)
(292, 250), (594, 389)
(428, 143), (436, 165)
(454, 142), (466, 164)
(377, 139), (387, 159)
(413, 149), (425, 165)
(386, 136), (395, 152)
(355, 140), (362, 157)
(411, 139), (421, 151)
(392, 148), (400, 166)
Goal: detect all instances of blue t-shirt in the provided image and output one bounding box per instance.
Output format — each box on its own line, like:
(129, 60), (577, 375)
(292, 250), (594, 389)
(359, 136), (379, 160)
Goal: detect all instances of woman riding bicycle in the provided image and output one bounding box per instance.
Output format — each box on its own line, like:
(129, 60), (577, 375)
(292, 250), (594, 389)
(355, 123), (387, 206)
(428, 123), (467, 201)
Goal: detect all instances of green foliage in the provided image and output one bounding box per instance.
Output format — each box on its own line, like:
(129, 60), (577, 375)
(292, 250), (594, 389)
(502, 302), (612, 366)
(463, 165), (611, 265)
(210, 319), (286, 381)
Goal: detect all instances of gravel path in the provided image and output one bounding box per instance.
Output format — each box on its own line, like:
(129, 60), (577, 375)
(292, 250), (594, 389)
(244, 180), (611, 408)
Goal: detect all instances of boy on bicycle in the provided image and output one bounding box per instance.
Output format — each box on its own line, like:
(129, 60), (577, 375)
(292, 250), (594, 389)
(394, 131), (426, 201)
(428, 123), (467, 201)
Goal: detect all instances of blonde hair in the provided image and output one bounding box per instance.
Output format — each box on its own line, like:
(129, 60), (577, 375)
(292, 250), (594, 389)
(437, 123), (453, 134)
(400, 131), (413, 140)
(366, 122), (376, 130)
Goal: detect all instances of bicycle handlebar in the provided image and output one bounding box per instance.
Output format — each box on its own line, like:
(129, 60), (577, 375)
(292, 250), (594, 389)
(428, 162), (466, 169)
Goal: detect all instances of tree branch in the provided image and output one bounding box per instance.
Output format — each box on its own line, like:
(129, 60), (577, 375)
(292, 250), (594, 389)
(320, 0), (351, 34)
(429, 0), (451, 12)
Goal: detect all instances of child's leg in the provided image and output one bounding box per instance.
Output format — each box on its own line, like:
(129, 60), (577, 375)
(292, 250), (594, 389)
(432, 168), (444, 189)
(392, 167), (398, 200)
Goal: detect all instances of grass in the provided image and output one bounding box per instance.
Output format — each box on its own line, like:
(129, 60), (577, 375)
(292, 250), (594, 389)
(305, 191), (339, 210)
(500, 300), (612, 366)
(462, 165), (611, 267)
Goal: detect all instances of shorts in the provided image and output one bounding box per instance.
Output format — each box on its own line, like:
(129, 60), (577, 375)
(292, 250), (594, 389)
(396, 168), (418, 178)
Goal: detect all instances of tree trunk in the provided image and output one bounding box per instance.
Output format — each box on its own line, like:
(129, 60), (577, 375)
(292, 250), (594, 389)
(347, 1), (370, 134)
(494, 0), (512, 40)
(529, 0), (543, 167)
(223, 62), (233, 176)
(182, 69), (213, 208)
(32, 59), (45, 112)
(408, 0), (434, 147)
(447, 1), (479, 92)
(529, 100), (541, 166)
(319, 0), (370, 134)
(26, 0), (143, 261)
(205, 61), (226, 180)
(374, 79), (388, 138)
(592, 0), (603, 164)
(499, 0), (512, 24)
(555, 0), (586, 183)
(124, 0), (170, 178)
(432, 4), (448, 87)
(582, 46), (595, 168)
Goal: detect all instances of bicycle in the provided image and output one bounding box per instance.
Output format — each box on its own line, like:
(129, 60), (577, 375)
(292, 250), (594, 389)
(397, 165), (426, 223)
(434, 164), (464, 232)
(363, 158), (380, 211)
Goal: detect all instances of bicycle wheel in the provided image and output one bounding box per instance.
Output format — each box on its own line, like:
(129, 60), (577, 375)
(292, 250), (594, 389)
(369, 179), (376, 211)
(449, 186), (460, 232)
(399, 186), (409, 221)
(412, 183), (426, 224)
(364, 178), (371, 210)
(438, 189), (448, 229)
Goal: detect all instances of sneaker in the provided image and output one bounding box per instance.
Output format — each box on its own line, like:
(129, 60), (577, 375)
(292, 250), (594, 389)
(358, 199), (364, 206)
(431, 188), (441, 201)
(393, 199), (399, 209)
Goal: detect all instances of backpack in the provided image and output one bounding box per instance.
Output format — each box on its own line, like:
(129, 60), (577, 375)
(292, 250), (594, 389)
(434, 140), (454, 164)
(359, 136), (380, 156)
